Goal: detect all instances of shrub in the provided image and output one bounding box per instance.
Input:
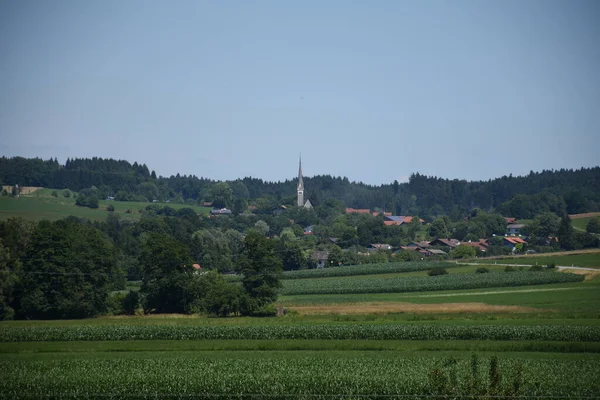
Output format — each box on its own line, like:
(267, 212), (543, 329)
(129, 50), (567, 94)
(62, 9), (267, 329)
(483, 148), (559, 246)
(428, 267), (448, 276)
(528, 265), (544, 272)
(106, 204), (115, 212)
(249, 304), (278, 317)
(475, 267), (490, 273)
(106, 292), (126, 315)
(51, 191), (58, 197)
(504, 266), (517, 272)
(62, 189), (71, 198)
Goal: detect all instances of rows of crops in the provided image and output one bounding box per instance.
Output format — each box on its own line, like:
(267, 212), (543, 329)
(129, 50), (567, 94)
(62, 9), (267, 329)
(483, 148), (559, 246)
(2, 352), (599, 398)
(281, 261), (456, 280)
(281, 271), (585, 295)
(2, 324), (599, 342)
(224, 261), (457, 282)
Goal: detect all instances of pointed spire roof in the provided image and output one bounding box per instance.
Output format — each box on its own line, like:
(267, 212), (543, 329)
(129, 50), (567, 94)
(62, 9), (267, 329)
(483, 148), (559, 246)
(297, 154), (304, 191)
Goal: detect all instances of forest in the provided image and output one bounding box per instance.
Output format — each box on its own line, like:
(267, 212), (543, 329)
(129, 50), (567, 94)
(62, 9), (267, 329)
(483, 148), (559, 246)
(1, 156), (599, 218)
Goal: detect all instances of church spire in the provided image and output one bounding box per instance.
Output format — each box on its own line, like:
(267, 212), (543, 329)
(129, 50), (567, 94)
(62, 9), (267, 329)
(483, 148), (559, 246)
(297, 154), (304, 207)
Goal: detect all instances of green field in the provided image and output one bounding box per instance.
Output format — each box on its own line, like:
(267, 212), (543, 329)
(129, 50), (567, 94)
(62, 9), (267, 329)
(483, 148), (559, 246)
(488, 252), (600, 268)
(1, 349), (598, 398)
(0, 189), (210, 221)
(572, 216), (595, 231)
(2, 224), (600, 398)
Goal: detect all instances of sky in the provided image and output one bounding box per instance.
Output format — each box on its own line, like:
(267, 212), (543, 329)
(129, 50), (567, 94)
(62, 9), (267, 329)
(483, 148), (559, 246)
(1, 0), (599, 185)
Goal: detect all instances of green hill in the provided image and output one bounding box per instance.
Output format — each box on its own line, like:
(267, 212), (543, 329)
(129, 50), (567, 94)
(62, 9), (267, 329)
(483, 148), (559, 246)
(0, 189), (210, 222)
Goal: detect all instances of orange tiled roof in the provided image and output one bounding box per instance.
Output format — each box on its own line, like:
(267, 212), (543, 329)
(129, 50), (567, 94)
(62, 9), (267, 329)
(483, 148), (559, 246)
(504, 237), (527, 244)
(346, 208), (371, 214)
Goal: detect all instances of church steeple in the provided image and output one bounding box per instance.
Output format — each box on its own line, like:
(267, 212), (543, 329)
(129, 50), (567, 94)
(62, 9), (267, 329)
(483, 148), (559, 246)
(297, 154), (304, 207)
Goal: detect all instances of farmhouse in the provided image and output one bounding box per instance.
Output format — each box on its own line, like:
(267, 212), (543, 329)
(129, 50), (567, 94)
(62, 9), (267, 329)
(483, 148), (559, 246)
(366, 243), (392, 252)
(503, 237), (528, 251)
(507, 224), (525, 235)
(429, 238), (461, 248)
(311, 250), (329, 268)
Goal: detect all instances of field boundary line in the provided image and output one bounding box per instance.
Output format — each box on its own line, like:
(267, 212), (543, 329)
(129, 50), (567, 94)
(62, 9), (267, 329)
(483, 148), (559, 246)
(411, 286), (594, 298)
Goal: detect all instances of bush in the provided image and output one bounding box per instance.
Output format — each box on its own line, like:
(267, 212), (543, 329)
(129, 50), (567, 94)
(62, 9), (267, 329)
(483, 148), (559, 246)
(428, 267), (448, 276)
(106, 204), (115, 212)
(106, 292), (126, 315)
(475, 267), (490, 273)
(504, 266), (517, 272)
(75, 193), (99, 208)
(587, 216), (600, 234)
(528, 265), (544, 272)
(51, 191), (58, 197)
(62, 189), (71, 198)
(250, 304), (278, 317)
(546, 262), (556, 270)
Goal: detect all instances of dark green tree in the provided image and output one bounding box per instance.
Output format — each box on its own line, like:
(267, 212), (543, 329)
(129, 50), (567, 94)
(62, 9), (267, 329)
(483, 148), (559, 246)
(139, 233), (197, 314)
(19, 219), (118, 319)
(587, 216), (600, 234)
(240, 231), (282, 314)
(0, 239), (20, 320)
(428, 216), (451, 238)
(557, 215), (575, 251)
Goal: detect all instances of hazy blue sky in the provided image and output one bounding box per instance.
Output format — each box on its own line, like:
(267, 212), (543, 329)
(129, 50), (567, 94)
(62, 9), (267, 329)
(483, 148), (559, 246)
(1, 1), (599, 184)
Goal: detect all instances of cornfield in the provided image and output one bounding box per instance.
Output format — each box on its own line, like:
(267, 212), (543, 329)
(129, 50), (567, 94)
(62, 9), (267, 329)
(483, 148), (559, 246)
(280, 271), (585, 295)
(1, 352), (599, 398)
(2, 324), (598, 342)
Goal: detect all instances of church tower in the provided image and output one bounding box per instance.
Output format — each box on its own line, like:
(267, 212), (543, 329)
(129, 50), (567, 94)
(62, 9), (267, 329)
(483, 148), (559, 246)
(297, 155), (304, 207)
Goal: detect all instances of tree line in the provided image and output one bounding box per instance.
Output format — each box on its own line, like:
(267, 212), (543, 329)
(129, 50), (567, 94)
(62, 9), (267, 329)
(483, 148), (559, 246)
(1, 156), (599, 217)
(0, 213), (283, 320)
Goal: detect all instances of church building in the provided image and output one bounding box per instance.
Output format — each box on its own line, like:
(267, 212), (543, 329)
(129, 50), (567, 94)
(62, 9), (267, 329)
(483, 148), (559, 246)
(297, 156), (313, 209)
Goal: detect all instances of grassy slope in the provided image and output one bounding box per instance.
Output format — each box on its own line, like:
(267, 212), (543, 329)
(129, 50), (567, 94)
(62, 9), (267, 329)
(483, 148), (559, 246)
(572, 216), (593, 231)
(0, 189), (210, 221)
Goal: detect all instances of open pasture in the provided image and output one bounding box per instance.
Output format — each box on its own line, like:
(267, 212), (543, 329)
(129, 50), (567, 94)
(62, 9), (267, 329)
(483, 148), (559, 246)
(0, 189), (209, 221)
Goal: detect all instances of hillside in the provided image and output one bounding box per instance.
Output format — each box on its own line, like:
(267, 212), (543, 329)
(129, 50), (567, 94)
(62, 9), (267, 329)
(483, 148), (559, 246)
(1, 156), (599, 218)
(0, 188), (210, 222)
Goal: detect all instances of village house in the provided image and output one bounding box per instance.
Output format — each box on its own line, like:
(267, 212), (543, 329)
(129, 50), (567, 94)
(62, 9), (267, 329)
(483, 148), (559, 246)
(311, 251), (329, 269)
(507, 224), (525, 235)
(346, 207), (371, 214)
(461, 239), (489, 252)
(503, 237), (528, 252)
(210, 208), (232, 215)
(366, 243), (392, 252)
(428, 238), (461, 248)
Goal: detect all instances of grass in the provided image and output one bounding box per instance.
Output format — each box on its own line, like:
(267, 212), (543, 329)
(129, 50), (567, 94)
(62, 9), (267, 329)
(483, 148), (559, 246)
(278, 277), (600, 315)
(0, 189), (210, 221)
(572, 216), (594, 231)
(489, 252), (600, 268)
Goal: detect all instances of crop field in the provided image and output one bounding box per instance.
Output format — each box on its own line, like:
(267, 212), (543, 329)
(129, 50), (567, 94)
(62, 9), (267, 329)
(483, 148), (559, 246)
(280, 271), (584, 295)
(225, 261), (458, 282)
(0, 189), (210, 221)
(1, 350), (599, 399)
(2, 249), (599, 398)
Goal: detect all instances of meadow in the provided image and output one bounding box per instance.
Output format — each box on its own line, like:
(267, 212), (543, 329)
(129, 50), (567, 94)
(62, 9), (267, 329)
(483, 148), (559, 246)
(0, 188), (210, 221)
(2, 266), (600, 398)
